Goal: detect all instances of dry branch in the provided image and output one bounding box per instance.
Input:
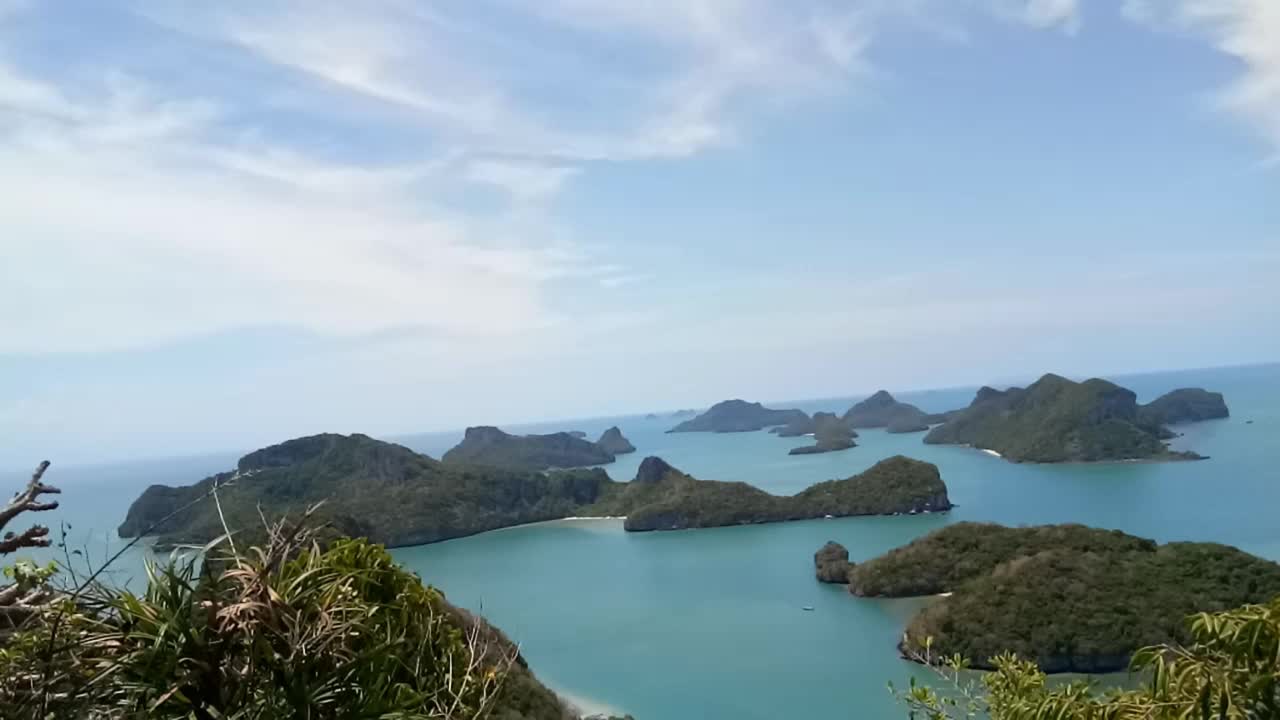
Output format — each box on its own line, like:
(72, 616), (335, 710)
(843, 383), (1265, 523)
(0, 461), (60, 556)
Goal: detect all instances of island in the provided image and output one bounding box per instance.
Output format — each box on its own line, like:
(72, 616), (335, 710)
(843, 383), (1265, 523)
(923, 374), (1222, 462)
(1138, 387), (1230, 426)
(606, 455), (951, 531)
(667, 399), (807, 433)
(441, 426), (616, 470)
(119, 433), (951, 548)
(596, 426), (636, 455)
(119, 433), (622, 549)
(771, 412), (816, 437)
(788, 412), (857, 455)
(820, 522), (1280, 673)
(842, 390), (950, 430)
(814, 541), (851, 583)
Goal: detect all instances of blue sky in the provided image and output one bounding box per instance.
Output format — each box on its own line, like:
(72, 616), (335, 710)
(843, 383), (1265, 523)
(2, 0), (1277, 466)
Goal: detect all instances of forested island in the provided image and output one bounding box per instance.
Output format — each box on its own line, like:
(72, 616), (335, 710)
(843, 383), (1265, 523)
(923, 374), (1227, 462)
(119, 434), (950, 548)
(787, 412), (857, 455)
(816, 522), (1280, 673)
(596, 426), (636, 454)
(842, 390), (951, 431)
(607, 455), (949, 530)
(441, 426), (629, 470)
(667, 399), (806, 433)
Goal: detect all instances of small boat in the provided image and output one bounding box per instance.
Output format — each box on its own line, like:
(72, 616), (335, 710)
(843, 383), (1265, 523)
(802, 606), (815, 612)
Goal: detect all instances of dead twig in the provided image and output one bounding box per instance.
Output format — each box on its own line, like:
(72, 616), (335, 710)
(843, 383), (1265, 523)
(0, 461), (60, 555)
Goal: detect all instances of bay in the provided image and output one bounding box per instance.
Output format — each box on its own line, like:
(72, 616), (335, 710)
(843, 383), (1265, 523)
(3, 363), (1278, 719)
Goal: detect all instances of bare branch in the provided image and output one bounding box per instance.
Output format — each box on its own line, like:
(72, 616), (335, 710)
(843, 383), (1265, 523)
(0, 461), (60, 545)
(0, 525), (52, 554)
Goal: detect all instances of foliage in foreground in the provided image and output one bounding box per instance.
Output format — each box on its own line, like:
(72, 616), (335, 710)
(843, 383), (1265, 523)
(0, 525), (575, 719)
(896, 595), (1280, 719)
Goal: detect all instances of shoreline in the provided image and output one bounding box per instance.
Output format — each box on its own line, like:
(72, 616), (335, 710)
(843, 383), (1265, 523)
(940, 443), (1209, 466)
(552, 685), (629, 719)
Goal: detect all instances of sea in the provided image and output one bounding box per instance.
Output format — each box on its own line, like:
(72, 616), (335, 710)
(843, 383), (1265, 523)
(3, 363), (1278, 719)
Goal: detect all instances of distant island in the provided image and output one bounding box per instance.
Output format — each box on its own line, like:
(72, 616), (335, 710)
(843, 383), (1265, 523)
(1139, 387), (1230, 426)
(667, 399), (806, 433)
(817, 522), (1280, 673)
(923, 374), (1226, 462)
(788, 413), (857, 455)
(119, 433), (619, 549)
(605, 455), (950, 531)
(119, 434), (950, 548)
(842, 390), (952, 433)
(442, 425), (627, 470)
(596, 426), (636, 455)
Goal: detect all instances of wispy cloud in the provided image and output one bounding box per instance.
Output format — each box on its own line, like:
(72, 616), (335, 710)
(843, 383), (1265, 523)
(1124, 0), (1280, 157)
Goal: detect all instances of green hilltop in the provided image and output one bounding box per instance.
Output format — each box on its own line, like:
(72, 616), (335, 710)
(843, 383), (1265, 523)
(922, 373), (1222, 462)
(120, 434), (952, 547)
(817, 522), (1280, 673)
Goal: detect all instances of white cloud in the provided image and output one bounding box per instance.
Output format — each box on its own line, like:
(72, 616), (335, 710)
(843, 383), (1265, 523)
(983, 0), (1081, 33)
(1124, 0), (1280, 156)
(1022, 0), (1081, 32)
(0, 55), (597, 353)
(465, 160), (580, 201)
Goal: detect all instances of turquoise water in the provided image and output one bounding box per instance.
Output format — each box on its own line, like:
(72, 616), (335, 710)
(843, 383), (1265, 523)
(4, 364), (1278, 718)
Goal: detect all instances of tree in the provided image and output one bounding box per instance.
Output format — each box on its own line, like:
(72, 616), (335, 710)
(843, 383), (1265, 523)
(896, 596), (1280, 719)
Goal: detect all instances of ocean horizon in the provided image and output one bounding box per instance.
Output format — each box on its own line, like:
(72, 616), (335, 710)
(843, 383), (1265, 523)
(4, 361), (1278, 719)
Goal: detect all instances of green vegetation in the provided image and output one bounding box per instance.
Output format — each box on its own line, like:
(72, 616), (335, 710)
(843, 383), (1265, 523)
(789, 412), (858, 455)
(609, 455), (951, 531)
(814, 541), (851, 583)
(843, 391), (936, 429)
(849, 522), (1154, 597)
(904, 542), (1280, 673)
(667, 399), (807, 433)
(838, 522), (1280, 674)
(923, 374), (1208, 462)
(0, 464), (607, 719)
(596, 426), (636, 455)
(121, 435), (951, 549)
(120, 433), (621, 549)
(1139, 387), (1230, 426)
(896, 595), (1280, 719)
(443, 426), (616, 470)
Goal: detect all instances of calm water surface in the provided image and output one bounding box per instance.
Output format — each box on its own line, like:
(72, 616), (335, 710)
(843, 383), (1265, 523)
(5, 364), (1278, 719)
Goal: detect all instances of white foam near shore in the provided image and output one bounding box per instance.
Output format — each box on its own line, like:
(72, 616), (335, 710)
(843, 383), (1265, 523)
(980, 449), (1003, 458)
(555, 687), (628, 718)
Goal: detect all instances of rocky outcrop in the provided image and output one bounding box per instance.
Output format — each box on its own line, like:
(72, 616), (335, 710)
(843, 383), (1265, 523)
(854, 523), (1280, 674)
(814, 541), (852, 583)
(632, 456), (675, 484)
(596, 426), (636, 455)
(668, 399), (807, 433)
(119, 433), (621, 549)
(442, 426), (615, 471)
(788, 413), (857, 455)
(924, 374), (1208, 463)
(772, 412), (816, 437)
(1139, 388), (1229, 426)
(842, 391), (933, 430)
(601, 455), (951, 532)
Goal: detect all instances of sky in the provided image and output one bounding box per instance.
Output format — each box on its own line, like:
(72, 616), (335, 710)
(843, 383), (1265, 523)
(2, 0), (1278, 467)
